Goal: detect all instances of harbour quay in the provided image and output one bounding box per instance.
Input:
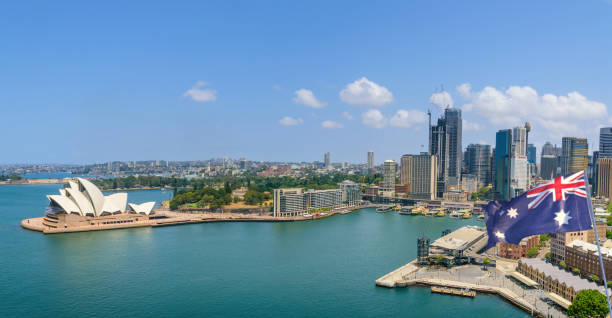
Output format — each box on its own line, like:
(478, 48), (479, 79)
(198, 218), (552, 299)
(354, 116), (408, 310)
(376, 226), (568, 318)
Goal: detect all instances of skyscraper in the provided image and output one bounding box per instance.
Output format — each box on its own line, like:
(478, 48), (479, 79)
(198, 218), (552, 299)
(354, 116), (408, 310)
(540, 155), (557, 180)
(600, 128), (612, 158)
(445, 108), (462, 187)
(367, 150), (374, 170)
(494, 129), (512, 200)
(324, 152), (331, 169)
(598, 158), (612, 199)
(510, 126), (529, 197)
(382, 160), (397, 197)
(408, 153), (438, 200)
(561, 137), (588, 175)
(527, 144), (536, 164)
(429, 108), (462, 194)
(400, 155), (412, 186)
(465, 144), (491, 188)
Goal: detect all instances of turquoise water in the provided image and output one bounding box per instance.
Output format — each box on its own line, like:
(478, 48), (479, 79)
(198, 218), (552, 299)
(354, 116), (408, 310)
(0, 185), (528, 317)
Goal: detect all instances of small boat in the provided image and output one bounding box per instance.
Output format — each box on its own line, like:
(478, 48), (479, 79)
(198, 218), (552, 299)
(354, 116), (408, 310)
(462, 212), (471, 219)
(303, 213), (312, 217)
(449, 211), (459, 218)
(436, 210), (445, 217)
(477, 214), (485, 220)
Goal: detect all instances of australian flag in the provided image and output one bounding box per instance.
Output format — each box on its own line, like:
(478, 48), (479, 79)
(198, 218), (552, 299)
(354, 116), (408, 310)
(485, 171), (593, 249)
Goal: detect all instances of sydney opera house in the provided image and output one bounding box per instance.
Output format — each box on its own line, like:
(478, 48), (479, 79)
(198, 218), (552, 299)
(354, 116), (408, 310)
(32, 177), (158, 232)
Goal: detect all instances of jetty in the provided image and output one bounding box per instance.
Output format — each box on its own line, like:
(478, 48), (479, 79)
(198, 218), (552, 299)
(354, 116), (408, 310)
(430, 286), (475, 297)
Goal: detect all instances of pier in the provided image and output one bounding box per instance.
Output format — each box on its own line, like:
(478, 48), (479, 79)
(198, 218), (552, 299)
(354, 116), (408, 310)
(376, 260), (565, 318)
(431, 286), (475, 297)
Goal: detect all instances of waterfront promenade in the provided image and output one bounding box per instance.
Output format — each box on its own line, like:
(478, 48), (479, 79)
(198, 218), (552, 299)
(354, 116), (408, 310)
(377, 262), (566, 318)
(21, 205), (368, 234)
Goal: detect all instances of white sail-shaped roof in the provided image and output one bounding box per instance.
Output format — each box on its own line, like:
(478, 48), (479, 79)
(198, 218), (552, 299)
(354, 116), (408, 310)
(46, 178), (131, 217)
(47, 195), (81, 215)
(128, 202), (156, 215)
(66, 188), (95, 216)
(102, 193), (128, 214)
(77, 178), (105, 215)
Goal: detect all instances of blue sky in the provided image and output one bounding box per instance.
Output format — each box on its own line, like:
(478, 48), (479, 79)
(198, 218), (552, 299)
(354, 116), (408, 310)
(1, 1), (611, 164)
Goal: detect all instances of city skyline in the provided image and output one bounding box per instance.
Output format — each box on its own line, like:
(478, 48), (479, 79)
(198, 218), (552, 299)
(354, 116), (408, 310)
(1, 1), (612, 164)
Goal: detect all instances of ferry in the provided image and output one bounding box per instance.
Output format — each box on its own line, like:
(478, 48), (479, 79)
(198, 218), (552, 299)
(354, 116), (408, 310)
(399, 206), (413, 215)
(376, 205), (394, 213)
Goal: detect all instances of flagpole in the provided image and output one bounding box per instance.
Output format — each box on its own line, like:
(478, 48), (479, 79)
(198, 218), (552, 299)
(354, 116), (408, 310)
(584, 169), (612, 315)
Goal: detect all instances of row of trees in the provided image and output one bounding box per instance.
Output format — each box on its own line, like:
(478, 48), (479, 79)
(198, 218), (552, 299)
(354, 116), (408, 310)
(93, 176), (191, 189)
(0, 175), (23, 181)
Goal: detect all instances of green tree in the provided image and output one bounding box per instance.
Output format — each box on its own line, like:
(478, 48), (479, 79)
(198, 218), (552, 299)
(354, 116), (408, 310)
(568, 289), (608, 318)
(526, 247), (538, 258)
(545, 252), (551, 261)
(573, 268), (581, 275)
(590, 275), (601, 283)
(482, 257), (491, 270)
(607, 230), (612, 240)
(560, 261), (567, 269)
(607, 281), (612, 288)
(539, 234), (550, 242)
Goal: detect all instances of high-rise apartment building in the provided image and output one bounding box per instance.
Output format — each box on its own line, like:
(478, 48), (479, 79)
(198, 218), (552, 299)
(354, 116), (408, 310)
(465, 144), (491, 188)
(367, 150), (374, 170)
(273, 188), (343, 217)
(324, 152), (331, 169)
(339, 180), (362, 204)
(561, 137), (588, 176)
(400, 155), (412, 186)
(381, 160), (396, 196)
(429, 108), (462, 194)
(494, 129), (512, 200)
(408, 153), (438, 200)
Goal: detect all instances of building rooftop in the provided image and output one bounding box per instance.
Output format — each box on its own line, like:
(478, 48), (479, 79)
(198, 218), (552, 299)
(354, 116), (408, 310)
(568, 240), (612, 258)
(431, 226), (486, 251)
(520, 258), (609, 294)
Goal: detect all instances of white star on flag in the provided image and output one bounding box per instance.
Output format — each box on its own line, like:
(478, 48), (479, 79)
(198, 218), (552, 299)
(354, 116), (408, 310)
(495, 231), (505, 240)
(554, 209), (572, 228)
(507, 208), (518, 219)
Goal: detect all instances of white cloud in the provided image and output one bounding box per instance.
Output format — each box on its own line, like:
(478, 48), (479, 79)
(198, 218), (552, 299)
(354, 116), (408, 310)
(339, 77), (393, 107)
(273, 84), (281, 91)
(182, 81), (217, 102)
(389, 109), (428, 128)
(457, 83), (472, 98)
(362, 109), (387, 129)
(279, 116), (303, 126)
(293, 89), (327, 108)
(341, 111), (353, 120)
(462, 84), (607, 138)
(429, 91), (454, 110)
(321, 120), (343, 129)
(463, 119), (481, 131)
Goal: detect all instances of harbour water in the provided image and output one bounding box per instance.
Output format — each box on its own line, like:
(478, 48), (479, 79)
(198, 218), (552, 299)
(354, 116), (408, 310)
(0, 185), (528, 317)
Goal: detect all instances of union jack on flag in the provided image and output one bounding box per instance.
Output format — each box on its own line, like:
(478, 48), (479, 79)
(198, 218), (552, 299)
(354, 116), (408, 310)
(526, 171), (587, 209)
